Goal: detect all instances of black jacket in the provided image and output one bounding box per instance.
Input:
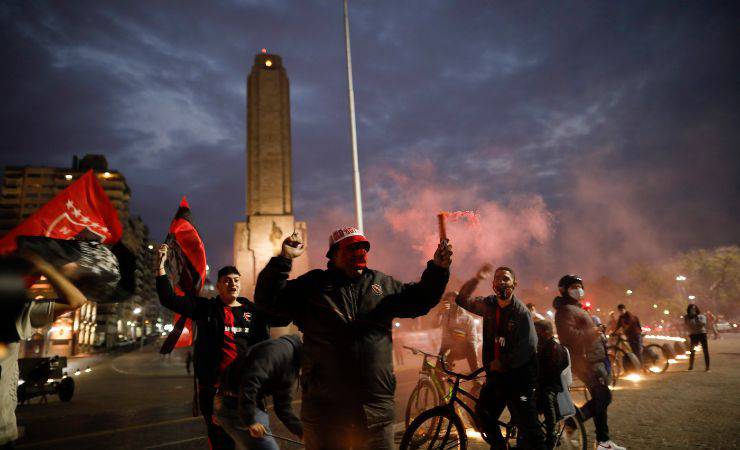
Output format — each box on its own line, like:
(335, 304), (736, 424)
(537, 337), (569, 392)
(456, 295), (537, 378)
(219, 334), (303, 438)
(156, 276), (287, 385)
(255, 256), (449, 426)
(552, 296), (605, 374)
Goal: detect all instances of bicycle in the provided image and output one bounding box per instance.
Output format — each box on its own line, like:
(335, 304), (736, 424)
(400, 359), (588, 450)
(607, 333), (669, 385)
(404, 346), (458, 430)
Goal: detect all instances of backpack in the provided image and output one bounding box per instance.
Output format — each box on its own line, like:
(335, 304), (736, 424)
(556, 348), (577, 419)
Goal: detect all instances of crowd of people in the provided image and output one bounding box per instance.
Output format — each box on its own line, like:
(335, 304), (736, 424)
(0, 225), (717, 450)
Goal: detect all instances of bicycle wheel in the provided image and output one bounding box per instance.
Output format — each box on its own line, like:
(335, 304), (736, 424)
(555, 412), (587, 449)
(400, 406), (467, 450)
(642, 344), (669, 374)
(406, 379), (442, 427)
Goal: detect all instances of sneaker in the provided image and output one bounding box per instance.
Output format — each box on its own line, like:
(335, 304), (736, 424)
(595, 440), (626, 450)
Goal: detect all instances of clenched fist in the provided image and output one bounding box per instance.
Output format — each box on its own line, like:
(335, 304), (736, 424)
(433, 239), (453, 269)
(156, 244), (168, 276)
(280, 233), (305, 259)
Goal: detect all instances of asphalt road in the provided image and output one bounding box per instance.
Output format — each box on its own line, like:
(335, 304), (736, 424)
(15, 341), (428, 450)
(16, 334), (740, 449)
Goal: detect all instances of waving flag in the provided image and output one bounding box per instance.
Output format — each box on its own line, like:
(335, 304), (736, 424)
(0, 170), (122, 253)
(0, 171), (125, 302)
(160, 197), (207, 353)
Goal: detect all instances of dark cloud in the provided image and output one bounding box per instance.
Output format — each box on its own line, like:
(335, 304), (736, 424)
(1, 1), (738, 282)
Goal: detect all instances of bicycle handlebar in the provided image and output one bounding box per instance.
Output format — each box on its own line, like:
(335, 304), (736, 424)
(402, 345), (443, 360)
(438, 356), (486, 381)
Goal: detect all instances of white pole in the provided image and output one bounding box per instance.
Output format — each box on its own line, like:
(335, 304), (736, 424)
(343, 0), (364, 231)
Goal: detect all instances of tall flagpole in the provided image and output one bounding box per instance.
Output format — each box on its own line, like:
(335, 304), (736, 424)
(343, 0), (364, 231)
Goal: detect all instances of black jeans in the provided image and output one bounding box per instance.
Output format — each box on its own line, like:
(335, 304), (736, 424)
(536, 389), (559, 449)
(198, 384), (235, 450)
(578, 367), (612, 443)
(477, 374), (546, 450)
(689, 333), (710, 370)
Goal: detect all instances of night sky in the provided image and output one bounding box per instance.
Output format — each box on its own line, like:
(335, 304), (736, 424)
(1, 1), (738, 286)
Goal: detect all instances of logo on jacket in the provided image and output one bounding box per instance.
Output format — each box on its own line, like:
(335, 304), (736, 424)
(371, 284), (383, 296)
(243, 312), (252, 322)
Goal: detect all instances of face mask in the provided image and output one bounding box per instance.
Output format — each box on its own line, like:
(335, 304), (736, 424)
(495, 285), (513, 300)
(568, 287), (585, 300)
(338, 243), (368, 270)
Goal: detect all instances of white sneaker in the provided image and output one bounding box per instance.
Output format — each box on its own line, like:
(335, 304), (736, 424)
(595, 440), (626, 450)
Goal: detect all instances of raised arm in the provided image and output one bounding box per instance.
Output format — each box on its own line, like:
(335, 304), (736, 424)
(455, 264), (492, 317)
(253, 234), (308, 322)
(154, 244), (205, 319)
(370, 240), (452, 319)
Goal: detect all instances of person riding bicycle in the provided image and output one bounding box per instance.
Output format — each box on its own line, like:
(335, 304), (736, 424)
(456, 264), (545, 450)
(615, 304), (643, 363)
(437, 291), (479, 372)
(534, 320), (569, 449)
(553, 275), (625, 450)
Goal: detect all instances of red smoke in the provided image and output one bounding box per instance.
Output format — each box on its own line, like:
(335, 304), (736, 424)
(305, 159), (554, 286)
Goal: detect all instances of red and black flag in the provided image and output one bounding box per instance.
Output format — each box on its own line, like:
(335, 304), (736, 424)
(0, 171), (126, 302)
(0, 170), (122, 252)
(159, 196), (207, 354)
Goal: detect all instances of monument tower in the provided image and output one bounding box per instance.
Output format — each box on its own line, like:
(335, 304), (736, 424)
(234, 51), (309, 297)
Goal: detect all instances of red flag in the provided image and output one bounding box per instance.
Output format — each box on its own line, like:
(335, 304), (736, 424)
(0, 170), (122, 254)
(160, 197), (207, 352)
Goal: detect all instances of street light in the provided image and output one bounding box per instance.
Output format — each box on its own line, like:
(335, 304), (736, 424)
(147, 244), (154, 250)
(626, 289), (633, 296)
(688, 295), (696, 300)
(663, 309), (670, 315)
(653, 304), (658, 308)
(133, 307), (142, 315)
(675, 275), (687, 281)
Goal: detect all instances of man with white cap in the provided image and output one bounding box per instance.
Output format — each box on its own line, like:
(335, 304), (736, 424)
(255, 227), (452, 450)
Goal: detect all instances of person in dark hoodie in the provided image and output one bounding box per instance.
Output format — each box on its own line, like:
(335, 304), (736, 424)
(553, 275), (625, 450)
(534, 320), (568, 449)
(255, 227), (451, 450)
(214, 334), (303, 450)
(156, 244), (288, 450)
(456, 264), (545, 450)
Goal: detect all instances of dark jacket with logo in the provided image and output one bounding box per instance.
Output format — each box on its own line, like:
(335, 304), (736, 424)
(456, 294), (538, 380)
(156, 276), (288, 385)
(254, 256), (449, 426)
(552, 296), (606, 376)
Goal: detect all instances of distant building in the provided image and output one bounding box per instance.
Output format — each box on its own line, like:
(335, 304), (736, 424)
(0, 154), (165, 356)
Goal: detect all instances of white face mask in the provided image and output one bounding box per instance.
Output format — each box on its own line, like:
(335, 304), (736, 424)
(568, 287), (585, 300)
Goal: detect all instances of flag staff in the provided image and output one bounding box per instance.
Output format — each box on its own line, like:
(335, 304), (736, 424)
(343, 0), (364, 231)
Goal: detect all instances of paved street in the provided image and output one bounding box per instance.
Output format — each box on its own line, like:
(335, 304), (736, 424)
(15, 335), (740, 449)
